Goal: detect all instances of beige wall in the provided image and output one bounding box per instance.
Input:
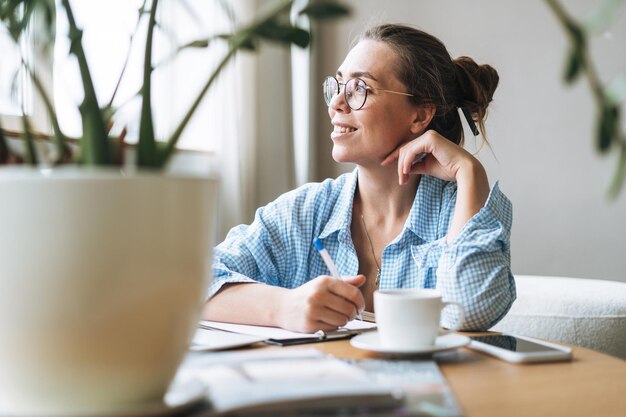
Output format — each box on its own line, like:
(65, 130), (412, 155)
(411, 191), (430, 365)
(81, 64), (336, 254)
(309, 0), (626, 281)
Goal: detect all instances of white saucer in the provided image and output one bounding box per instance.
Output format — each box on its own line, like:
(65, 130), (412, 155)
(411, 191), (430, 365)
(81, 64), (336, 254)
(350, 332), (470, 355)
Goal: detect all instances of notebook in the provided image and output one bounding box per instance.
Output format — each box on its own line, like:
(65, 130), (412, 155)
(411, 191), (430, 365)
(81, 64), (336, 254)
(198, 319), (377, 346)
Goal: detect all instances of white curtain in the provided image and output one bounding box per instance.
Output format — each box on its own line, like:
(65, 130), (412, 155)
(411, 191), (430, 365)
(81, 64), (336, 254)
(165, 0), (314, 238)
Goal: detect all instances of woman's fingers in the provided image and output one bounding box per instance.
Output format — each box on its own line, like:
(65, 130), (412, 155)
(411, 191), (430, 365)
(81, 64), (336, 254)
(314, 306), (354, 329)
(386, 130), (472, 183)
(395, 139), (428, 184)
(329, 276), (366, 314)
(381, 148), (399, 166)
(288, 275), (365, 332)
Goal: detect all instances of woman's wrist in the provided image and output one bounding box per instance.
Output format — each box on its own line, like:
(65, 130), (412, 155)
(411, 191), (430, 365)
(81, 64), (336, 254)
(446, 157), (489, 242)
(455, 157), (489, 200)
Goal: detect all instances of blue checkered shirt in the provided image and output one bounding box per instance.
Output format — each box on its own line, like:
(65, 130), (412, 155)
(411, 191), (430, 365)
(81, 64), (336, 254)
(211, 169), (515, 330)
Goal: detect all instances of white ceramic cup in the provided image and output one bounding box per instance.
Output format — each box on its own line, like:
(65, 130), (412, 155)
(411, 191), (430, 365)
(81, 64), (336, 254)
(374, 288), (465, 350)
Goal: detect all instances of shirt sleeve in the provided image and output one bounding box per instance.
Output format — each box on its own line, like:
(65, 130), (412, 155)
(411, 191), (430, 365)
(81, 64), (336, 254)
(208, 201), (289, 300)
(435, 181), (516, 331)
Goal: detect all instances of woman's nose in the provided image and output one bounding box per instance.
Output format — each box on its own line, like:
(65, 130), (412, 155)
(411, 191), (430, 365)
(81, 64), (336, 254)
(329, 88), (350, 114)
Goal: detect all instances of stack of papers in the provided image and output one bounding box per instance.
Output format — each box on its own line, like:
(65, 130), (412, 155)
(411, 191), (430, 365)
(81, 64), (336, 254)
(177, 348), (462, 416)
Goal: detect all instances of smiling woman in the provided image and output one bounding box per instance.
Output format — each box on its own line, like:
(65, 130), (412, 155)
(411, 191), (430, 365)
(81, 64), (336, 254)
(204, 23), (515, 335)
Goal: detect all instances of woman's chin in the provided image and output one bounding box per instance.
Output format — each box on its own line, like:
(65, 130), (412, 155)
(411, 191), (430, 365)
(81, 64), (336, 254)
(331, 149), (353, 164)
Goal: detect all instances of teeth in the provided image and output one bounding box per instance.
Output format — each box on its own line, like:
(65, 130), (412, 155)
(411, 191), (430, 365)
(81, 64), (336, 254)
(334, 126), (357, 133)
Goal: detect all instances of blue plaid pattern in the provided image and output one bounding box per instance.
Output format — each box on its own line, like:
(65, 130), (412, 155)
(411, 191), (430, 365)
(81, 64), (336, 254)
(211, 168), (515, 330)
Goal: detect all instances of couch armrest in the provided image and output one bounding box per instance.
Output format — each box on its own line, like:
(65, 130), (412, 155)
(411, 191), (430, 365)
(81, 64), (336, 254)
(491, 275), (626, 360)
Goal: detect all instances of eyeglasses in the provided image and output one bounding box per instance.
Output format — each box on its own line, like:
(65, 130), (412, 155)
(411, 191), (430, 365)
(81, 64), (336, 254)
(322, 76), (414, 110)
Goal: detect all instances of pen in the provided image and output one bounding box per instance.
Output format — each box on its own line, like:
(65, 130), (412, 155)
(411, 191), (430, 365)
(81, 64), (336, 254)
(313, 237), (363, 320)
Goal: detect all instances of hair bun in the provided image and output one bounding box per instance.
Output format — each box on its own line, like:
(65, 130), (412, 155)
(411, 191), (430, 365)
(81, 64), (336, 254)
(453, 56), (499, 117)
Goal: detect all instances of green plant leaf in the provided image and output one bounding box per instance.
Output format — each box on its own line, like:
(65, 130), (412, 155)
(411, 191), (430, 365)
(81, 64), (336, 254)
(607, 143), (626, 199)
(0, 125), (23, 165)
(185, 39), (210, 48)
(564, 46), (584, 83)
(0, 119), (8, 164)
(254, 19), (310, 48)
(562, 19), (587, 82)
(61, 0), (111, 165)
(605, 70), (626, 105)
(20, 115), (38, 165)
(1, 0), (55, 42)
(137, 0), (159, 167)
(597, 103), (619, 152)
(584, 0), (625, 33)
(23, 60), (72, 164)
(298, 1), (350, 19)
(219, 32), (257, 51)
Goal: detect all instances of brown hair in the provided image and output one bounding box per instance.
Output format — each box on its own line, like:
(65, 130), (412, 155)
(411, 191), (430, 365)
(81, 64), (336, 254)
(359, 24), (499, 146)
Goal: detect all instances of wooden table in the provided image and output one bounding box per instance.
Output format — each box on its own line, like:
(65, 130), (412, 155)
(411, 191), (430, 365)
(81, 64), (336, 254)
(288, 335), (626, 417)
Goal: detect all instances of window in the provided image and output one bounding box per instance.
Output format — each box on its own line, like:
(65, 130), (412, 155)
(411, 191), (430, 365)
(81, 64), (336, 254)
(0, 9), (48, 133)
(0, 26), (29, 117)
(2, 0), (235, 153)
(55, 0), (237, 153)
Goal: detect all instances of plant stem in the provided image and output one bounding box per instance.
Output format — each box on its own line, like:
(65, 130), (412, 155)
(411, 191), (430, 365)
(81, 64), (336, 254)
(107, 0), (148, 111)
(546, 0), (626, 196)
(61, 0), (111, 165)
(608, 140), (626, 198)
(0, 120), (9, 164)
(137, 0), (159, 167)
(161, 46), (236, 161)
(161, 0), (294, 164)
(20, 115), (38, 165)
(21, 59), (71, 163)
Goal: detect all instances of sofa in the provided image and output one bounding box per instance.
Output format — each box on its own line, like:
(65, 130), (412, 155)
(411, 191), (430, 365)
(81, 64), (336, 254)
(491, 275), (626, 360)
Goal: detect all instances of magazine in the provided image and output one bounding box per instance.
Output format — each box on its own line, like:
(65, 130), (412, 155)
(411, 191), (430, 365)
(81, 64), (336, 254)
(175, 348), (462, 416)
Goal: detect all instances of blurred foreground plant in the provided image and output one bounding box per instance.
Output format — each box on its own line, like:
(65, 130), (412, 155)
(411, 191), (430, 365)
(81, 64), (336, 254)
(0, 0), (349, 168)
(546, 0), (626, 198)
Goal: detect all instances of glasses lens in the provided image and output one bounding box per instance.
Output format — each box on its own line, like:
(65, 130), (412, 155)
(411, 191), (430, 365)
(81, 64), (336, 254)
(346, 79), (367, 110)
(323, 77), (339, 106)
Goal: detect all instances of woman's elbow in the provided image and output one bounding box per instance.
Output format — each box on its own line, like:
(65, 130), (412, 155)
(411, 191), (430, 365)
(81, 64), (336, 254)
(458, 285), (516, 331)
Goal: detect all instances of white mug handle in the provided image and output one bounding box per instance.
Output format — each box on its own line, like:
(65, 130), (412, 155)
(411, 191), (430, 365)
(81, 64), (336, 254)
(439, 301), (466, 334)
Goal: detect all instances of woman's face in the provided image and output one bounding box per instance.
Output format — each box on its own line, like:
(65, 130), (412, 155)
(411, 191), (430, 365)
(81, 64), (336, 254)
(328, 40), (421, 166)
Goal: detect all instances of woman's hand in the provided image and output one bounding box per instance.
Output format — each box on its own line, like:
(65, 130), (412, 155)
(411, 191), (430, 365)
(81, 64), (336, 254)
(277, 275), (366, 333)
(381, 129), (478, 185)
(382, 130), (490, 242)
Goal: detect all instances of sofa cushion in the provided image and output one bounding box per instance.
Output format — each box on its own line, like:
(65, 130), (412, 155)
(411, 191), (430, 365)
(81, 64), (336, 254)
(491, 275), (626, 360)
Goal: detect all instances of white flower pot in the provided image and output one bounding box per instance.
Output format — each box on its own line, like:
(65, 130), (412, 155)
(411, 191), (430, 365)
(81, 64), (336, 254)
(0, 167), (218, 415)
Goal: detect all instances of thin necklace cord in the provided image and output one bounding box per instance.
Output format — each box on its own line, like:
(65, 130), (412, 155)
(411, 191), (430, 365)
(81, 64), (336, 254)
(360, 214), (381, 287)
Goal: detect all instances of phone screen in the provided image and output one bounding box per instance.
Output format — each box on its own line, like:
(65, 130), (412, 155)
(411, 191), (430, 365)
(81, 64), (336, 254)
(470, 335), (562, 353)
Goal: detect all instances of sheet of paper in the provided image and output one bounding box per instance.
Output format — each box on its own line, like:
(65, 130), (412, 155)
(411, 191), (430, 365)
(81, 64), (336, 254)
(199, 319), (376, 341)
(190, 328), (265, 351)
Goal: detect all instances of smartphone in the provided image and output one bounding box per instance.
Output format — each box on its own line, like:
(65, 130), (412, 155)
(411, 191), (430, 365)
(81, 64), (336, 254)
(468, 334), (572, 363)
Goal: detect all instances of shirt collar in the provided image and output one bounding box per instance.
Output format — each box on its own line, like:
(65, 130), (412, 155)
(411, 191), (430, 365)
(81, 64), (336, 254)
(318, 170), (445, 243)
(405, 175), (444, 241)
(319, 168), (358, 241)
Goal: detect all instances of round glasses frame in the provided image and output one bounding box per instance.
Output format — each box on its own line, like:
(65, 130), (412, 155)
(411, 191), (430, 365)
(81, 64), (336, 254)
(322, 75), (414, 110)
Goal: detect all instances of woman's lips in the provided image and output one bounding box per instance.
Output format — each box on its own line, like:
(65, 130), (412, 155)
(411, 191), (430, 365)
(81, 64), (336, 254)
(331, 123), (358, 139)
(333, 125), (357, 134)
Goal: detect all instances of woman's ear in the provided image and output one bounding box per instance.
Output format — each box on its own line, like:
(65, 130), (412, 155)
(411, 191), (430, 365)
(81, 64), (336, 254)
(410, 104), (436, 134)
